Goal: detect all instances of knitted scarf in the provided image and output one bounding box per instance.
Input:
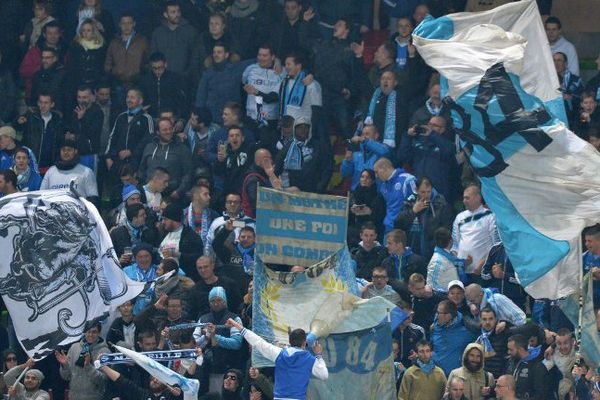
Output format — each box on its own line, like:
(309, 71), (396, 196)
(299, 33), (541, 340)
(477, 327), (495, 356)
(426, 98), (442, 116)
(125, 219), (142, 243)
(433, 246), (467, 283)
(235, 242), (256, 275)
(283, 139), (304, 170)
(12, 166), (31, 191)
(231, 0), (259, 18)
(367, 88), (396, 147)
(280, 71), (307, 116)
(187, 204), (210, 244)
(417, 359), (436, 375)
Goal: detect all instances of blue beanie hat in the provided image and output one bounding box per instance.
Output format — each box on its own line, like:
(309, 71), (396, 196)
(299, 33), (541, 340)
(122, 184), (141, 202)
(209, 286), (227, 306)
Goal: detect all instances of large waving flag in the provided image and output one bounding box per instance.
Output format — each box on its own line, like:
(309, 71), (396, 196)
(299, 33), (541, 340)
(0, 189), (145, 358)
(413, 0), (600, 299)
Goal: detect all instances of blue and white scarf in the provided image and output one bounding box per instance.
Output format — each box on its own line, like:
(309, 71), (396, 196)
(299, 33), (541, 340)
(425, 98), (442, 116)
(477, 327), (495, 355)
(126, 219), (142, 243)
(433, 246), (467, 283)
(367, 88), (396, 147)
(283, 139), (303, 171)
(235, 243), (255, 275)
(280, 71), (307, 116)
(186, 204), (210, 244)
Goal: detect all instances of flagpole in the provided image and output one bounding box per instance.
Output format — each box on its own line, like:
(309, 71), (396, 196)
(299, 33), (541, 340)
(575, 247), (585, 363)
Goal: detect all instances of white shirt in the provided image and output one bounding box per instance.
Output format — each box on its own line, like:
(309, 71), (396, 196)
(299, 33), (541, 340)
(204, 215), (256, 257)
(283, 78), (322, 122)
(242, 63), (285, 120)
(451, 205), (499, 273)
(550, 36), (580, 76)
(40, 163), (98, 198)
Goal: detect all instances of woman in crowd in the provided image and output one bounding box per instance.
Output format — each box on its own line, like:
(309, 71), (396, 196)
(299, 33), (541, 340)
(348, 169), (385, 246)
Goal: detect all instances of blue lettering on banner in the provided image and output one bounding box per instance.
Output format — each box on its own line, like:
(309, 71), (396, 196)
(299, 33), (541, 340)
(258, 210), (346, 243)
(321, 323), (391, 374)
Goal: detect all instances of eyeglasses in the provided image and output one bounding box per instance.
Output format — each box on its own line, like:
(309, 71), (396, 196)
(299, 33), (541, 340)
(224, 375), (237, 381)
(5, 357), (17, 361)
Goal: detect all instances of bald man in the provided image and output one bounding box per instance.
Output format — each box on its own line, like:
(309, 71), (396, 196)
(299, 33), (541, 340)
(495, 375), (517, 400)
(464, 283), (525, 326)
(451, 184), (499, 283)
(373, 157), (416, 234)
(241, 148), (282, 218)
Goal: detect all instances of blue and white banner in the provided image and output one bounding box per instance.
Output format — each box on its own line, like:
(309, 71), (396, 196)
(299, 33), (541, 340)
(255, 187), (348, 267)
(0, 189), (145, 359)
(307, 322), (397, 400)
(413, 0), (600, 299)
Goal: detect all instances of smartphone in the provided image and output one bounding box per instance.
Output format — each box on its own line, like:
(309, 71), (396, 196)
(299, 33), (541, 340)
(232, 220), (246, 228)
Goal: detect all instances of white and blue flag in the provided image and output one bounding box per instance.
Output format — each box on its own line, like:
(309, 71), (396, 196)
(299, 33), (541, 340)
(413, 0), (600, 299)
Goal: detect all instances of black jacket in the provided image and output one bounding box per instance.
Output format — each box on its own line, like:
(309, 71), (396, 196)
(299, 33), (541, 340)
(511, 352), (550, 400)
(215, 140), (255, 197)
(0, 64), (16, 123)
(163, 225), (204, 281)
(110, 223), (160, 258)
(187, 276), (242, 321)
(137, 70), (188, 118)
(113, 371), (182, 400)
(67, 103), (104, 155)
(381, 251), (427, 283)
(351, 243), (389, 280)
(105, 110), (155, 167)
(19, 110), (64, 168)
(30, 63), (67, 112)
(274, 136), (333, 193)
(395, 192), (454, 260)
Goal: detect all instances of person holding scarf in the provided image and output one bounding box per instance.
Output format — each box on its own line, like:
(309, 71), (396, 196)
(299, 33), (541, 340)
(274, 117), (332, 193)
(398, 339), (447, 400)
(465, 283), (526, 327)
(214, 224), (256, 276)
(55, 320), (109, 400)
(183, 183), (218, 247)
(279, 52), (321, 124)
(123, 243), (159, 315)
(427, 227), (470, 294)
(431, 300), (476, 377)
(10, 147), (42, 192)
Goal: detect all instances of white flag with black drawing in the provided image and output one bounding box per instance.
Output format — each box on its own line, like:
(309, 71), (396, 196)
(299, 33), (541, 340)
(0, 189), (145, 359)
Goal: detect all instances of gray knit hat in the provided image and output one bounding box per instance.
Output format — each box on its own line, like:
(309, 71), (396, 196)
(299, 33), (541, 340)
(26, 369), (45, 381)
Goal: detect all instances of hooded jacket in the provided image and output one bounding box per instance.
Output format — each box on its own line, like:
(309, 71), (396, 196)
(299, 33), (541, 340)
(274, 121), (333, 193)
(431, 312), (476, 376)
(138, 137), (193, 195)
(341, 138), (390, 191)
(447, 343), (495, 400)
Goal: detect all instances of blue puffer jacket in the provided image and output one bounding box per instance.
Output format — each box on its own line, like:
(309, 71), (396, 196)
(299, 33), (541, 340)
(431, 312), (476, 376)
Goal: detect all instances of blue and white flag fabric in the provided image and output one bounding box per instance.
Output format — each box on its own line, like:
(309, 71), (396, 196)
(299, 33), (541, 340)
(114, 345), (200, 400)
(559, 272), (600, 370)
(306, 322), (397, 400)
(413, 0), (600, 299)
(0, 189), (145, 359)
(252, 246), (395, 366)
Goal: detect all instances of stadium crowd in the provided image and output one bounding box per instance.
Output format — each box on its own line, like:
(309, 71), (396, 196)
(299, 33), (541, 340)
(1, 0), (600, 399)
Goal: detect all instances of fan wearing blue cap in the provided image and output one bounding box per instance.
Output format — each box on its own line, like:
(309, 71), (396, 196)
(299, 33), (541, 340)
(193, 286), (244, 393)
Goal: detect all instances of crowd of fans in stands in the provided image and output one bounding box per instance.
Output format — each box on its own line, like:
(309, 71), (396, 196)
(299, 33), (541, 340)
(1, 0), (600, 399)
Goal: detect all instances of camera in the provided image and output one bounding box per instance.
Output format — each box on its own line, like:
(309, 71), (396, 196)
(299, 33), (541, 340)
(414, 125), (428, 135)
